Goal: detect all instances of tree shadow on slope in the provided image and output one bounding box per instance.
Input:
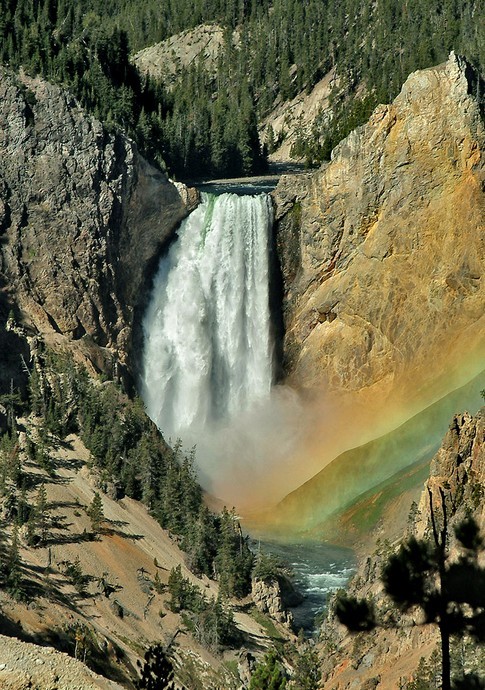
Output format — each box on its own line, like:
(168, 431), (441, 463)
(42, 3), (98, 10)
(16, 559), (88, 611)
(17, 469), (72, 491)
(102, 517), (144, 541)
(50, 452), (85, 472)
(0, 609), (29, 639)
(43, 530), (93, 546)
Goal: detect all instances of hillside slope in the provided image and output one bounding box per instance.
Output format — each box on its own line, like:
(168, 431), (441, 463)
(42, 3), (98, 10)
(0, 634), (123, 690)
(133, 24), (228, 85)
(0, 420), (283, 689)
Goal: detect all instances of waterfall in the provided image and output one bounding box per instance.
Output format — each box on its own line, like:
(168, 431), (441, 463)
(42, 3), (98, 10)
(141, 192), (274, 450)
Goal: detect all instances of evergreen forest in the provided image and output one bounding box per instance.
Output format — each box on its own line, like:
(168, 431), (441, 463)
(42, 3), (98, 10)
(0, 343), (254, 602)
(0, 0), (483, 177)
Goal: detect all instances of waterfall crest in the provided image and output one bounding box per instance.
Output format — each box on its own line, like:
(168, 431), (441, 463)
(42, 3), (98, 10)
(141, 192), (274, 446)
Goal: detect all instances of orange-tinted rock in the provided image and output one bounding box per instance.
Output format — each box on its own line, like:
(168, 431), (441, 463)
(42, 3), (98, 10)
(273, 53), (485, 410)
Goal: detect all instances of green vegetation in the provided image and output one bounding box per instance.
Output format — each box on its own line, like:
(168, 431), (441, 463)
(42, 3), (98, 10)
(34, 481), (49, 545)
(1, 525), (25, 600)
(167, 564), (240, 652)
(406, 654), (440, 690)
(0, 0), (265, 178)
(214, 507), (254, 597)
(249, 650), (287, 689)
(87, 491), (105, 536)
(290, 644), (321, 690)
(0, 340), (253, 609)
(61, 556), (92, 596)
(249, 608), (286, 642)
(0, 0), (483, 177)
(46, 351), (253, 597)
(335, 489), (485, 690)
(166, 564), (202, 613)
(252, 551), (285, 582)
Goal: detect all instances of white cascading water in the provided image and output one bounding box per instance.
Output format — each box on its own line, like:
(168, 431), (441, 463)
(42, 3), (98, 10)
(142, 191), (350, 624)
(141, 192), (274, 454)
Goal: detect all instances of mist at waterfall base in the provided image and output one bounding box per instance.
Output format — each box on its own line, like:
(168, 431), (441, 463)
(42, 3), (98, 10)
(140, 190), (485, 521)
(141, 192), (307, 510)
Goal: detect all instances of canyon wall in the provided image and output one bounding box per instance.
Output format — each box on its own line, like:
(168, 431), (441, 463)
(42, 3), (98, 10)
(269, 371), (484, 535)
(0, 55), (483, 517)
(317, 406), (484, 689)
(273, 53), (484, 412)
(0, 67), (196, 377)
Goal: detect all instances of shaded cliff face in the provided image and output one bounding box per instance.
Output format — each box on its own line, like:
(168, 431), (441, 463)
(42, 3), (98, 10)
(0, 68), (195, 375)
(273, 53), (484, 410)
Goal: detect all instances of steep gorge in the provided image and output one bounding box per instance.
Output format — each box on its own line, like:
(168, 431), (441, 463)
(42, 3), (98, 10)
(265, 53), (485, 526)
(0, 46), (484, 690)
(1, 54), (483, 518)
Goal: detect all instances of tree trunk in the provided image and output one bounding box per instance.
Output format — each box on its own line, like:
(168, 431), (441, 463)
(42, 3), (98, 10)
(439, 620), (451, 690)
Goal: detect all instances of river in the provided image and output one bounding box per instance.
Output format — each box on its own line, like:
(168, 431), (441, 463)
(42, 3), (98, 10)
(254, 539), (355, 634)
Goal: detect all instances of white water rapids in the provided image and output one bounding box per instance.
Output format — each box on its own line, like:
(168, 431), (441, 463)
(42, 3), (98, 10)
(141, 192), (304, 503)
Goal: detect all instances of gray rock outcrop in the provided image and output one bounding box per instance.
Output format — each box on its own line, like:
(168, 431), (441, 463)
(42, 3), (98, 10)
(252, 577), (294, 627)
(251, 574), (303, 629)
(0, 633), (123, 690)
(0, 68), (196, 375)
(420, 407), (485, 530)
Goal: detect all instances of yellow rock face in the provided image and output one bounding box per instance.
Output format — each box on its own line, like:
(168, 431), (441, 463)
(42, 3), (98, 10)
(264, 54), (485, 523)
(274, 53), (484, 420)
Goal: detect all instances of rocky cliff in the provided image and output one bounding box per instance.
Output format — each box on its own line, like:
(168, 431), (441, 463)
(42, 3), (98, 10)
(251, 573), (303, 629)
(0, 68), (196, 380)
(273, 53), (484, 409)
(419, 407), (485, 532)
(318, 407), (484, 689)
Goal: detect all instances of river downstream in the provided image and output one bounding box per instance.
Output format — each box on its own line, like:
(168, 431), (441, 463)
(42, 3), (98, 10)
(255, 540), (355, 634)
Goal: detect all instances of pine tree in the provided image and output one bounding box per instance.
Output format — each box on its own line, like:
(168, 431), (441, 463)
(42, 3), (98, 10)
(185, 504), (218, 576)
(249, 651), (287, 689)
(87, 491), (105, 536)
(291, 645), (321, 690)
(408, 656), (434, 690)
(214, 508), (253, 597)
(6, 526), (24, 600)
(28, 363), (44, 416)
(36, 482), (48, 544)
(335, 491), (485, 690)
